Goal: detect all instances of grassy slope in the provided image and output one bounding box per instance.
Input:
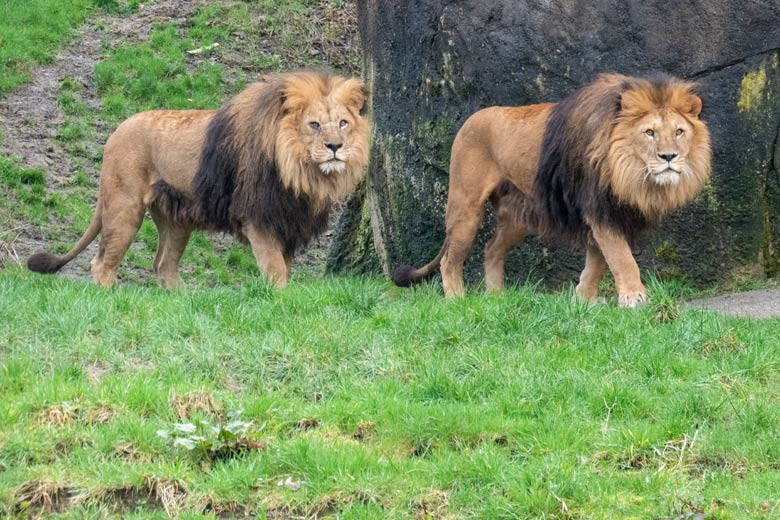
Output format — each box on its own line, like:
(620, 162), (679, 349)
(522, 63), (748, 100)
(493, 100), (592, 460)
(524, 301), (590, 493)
(2, 269), (780, 519)
(0, 0), (91, 97)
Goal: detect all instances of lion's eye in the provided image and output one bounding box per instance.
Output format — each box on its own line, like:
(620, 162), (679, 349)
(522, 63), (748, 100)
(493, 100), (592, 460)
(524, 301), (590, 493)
(309, 122), (321, 132)
(339, 119), (348, 129)
(645, 129), (655, 137)
(675, 128), (684, 137)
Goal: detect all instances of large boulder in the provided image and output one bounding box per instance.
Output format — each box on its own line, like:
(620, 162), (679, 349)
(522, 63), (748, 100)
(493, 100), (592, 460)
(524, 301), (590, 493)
(328, 0), (780, 288)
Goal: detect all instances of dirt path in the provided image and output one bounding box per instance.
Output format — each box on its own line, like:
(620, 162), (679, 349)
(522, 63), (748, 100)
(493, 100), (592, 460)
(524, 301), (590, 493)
(0, 0), (204, 183)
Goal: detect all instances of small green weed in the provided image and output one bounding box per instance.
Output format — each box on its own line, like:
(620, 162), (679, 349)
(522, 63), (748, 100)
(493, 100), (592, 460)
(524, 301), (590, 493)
(157, 411), (265, 461)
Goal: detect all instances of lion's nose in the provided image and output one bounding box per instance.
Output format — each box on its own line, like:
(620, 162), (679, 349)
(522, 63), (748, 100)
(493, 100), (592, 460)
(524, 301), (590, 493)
(658, 153), (677, 162)
(326, 143), (343, 153)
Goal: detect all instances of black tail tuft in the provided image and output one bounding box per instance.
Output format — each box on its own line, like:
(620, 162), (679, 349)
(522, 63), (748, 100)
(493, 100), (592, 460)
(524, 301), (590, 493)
(27, 253), (65, 274)
(392, 265), (419, 287)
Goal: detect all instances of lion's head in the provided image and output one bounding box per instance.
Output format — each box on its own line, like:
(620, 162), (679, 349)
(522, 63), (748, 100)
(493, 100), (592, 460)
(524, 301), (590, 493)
(602, 74), (711, 219)
(188, 71), (370, 257)
(534, 73), (712, 244)
(274, 72), (370, 208)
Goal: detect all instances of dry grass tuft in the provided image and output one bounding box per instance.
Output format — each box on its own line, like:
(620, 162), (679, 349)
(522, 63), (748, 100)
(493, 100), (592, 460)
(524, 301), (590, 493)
(309, 490), (380, 517)
(170, 389), (221, 419)
(411, 489), (452, 520)
(84, 405), (116, 424)
(352, 420), (376, 441)
(113, 442), (142, 460)
(35, 401), (80, 427)
(72, 476), (187, 518)
(297, 417), (319, 431)
(201, 496), (252, 518)
(14, 479), (72, 515)
(700, 329), (745, 355)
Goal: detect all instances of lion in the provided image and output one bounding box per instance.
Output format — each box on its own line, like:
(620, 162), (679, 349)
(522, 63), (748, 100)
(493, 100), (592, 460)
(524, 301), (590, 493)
(393, 73), (711, 307)
(27, 70), (370, 288)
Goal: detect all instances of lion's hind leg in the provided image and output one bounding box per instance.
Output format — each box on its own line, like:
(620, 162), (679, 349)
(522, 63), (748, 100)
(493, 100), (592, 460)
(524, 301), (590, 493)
(440, 193), (488, 298)
(150, 205), (191, 289)
(575, 241), (608, 302)
(484, 182), (529, 293)
(90, 200), (145, 288)
(244, 224), (288, 288)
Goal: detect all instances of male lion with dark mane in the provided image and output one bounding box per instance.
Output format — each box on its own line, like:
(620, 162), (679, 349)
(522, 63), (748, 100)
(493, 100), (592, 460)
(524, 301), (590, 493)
(28, 70), (370, 288)
(393, 74), (711, 307)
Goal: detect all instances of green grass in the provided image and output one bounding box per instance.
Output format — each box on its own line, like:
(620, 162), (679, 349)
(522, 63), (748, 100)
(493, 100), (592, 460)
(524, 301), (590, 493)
(1, 269), (780, 518)
(0, 156), (93, 236)
(94, 22), (226, 121)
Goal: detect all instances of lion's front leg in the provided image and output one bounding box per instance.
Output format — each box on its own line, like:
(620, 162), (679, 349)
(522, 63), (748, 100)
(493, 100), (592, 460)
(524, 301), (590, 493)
(589, 223), (646, 308)
(244, 224), (289, 288)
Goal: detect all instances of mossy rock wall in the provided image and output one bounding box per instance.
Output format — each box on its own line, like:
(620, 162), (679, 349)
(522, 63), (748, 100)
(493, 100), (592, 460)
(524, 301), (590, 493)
(329, 1), (780, 287)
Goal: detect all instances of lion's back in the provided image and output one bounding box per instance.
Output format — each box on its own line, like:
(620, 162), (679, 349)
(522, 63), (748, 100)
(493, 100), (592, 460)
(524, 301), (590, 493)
(102, 110), (217, 192)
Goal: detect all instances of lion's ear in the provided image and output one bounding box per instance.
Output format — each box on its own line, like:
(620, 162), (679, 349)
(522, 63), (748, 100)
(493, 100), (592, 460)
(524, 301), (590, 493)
(686, 93), (703, 118)
(619, 90), (645, 116)
(335, 78), (368, 115)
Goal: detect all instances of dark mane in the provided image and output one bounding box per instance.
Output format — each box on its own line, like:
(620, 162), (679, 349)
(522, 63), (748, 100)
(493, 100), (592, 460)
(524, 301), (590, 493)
(531, 75), (650, 246)
(152, 73), (332, 258)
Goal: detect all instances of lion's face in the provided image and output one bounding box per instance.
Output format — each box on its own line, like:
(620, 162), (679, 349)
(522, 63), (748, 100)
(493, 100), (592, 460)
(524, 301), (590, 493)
(271, 73), (370, 206)
(606, 80), (711, 218)
(299, 98), (364, 175)
(620, 108), (701, 187)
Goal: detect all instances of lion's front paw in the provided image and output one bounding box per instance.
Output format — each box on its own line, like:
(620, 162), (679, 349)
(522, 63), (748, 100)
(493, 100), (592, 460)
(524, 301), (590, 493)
(618, 291), (647, 308)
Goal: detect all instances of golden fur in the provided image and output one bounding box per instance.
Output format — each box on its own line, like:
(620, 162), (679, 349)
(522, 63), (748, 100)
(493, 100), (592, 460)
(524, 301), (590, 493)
(393, 73), (711, 307)
(28, 71), (370, 288)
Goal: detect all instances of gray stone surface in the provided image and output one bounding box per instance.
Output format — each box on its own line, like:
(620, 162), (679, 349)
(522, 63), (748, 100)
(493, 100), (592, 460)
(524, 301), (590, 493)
(330, 0), (780, 289)
(689, 288), (780, 319)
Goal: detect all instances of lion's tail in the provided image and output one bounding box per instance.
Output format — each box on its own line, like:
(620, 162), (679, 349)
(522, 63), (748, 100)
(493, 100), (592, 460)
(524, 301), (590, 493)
(392, 239), (448, 287)
(27, 199), (102, 274)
